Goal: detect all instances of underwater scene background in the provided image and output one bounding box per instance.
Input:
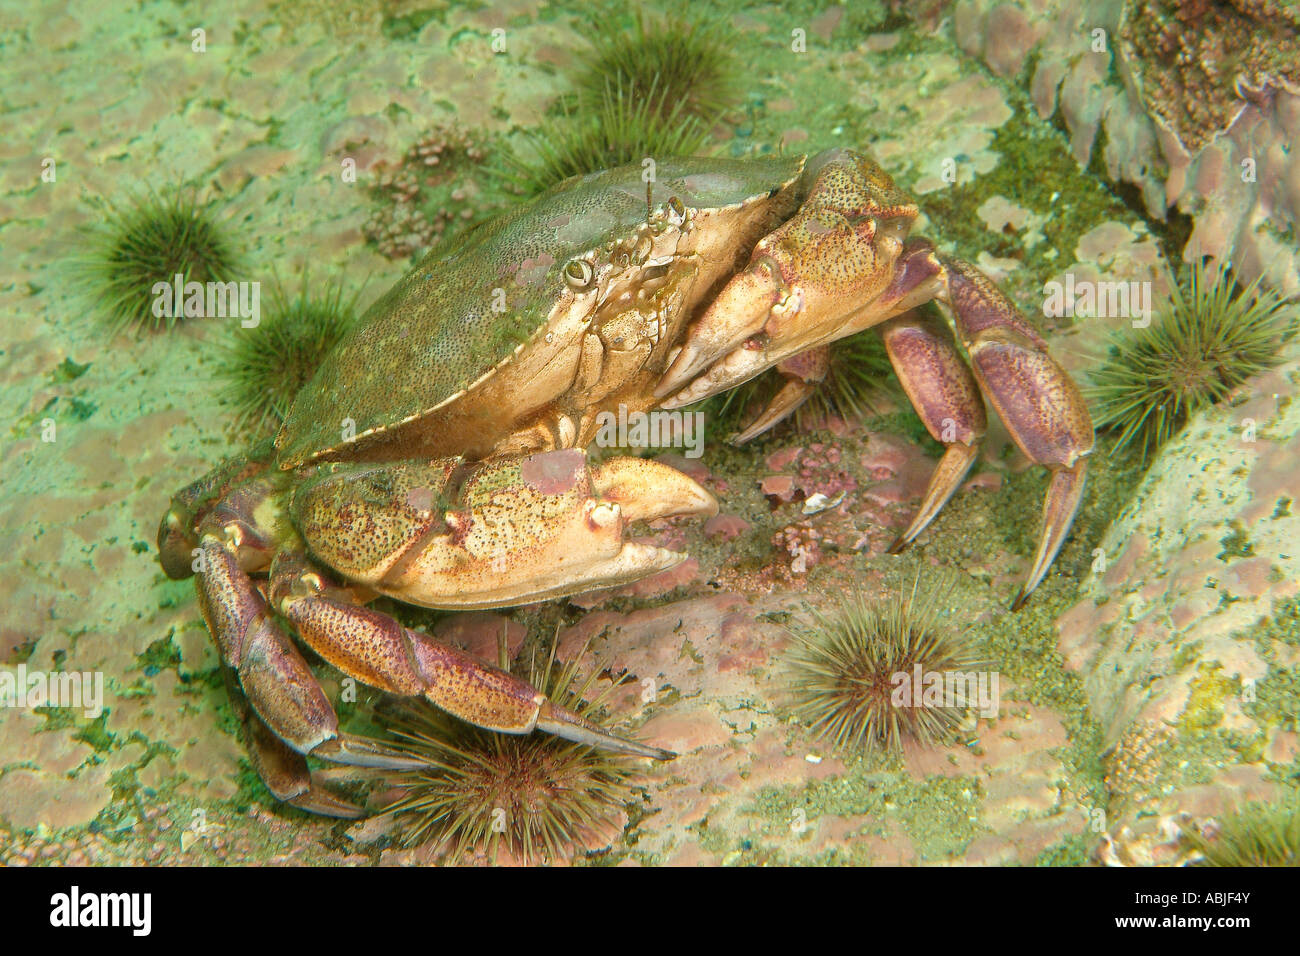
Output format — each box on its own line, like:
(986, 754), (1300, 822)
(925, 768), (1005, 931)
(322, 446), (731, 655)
(2, 0), (1298, 866)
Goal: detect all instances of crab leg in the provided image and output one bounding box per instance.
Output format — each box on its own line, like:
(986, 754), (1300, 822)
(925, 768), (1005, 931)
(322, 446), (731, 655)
(268, 550), (673, 760)
(731, 345), (829, 444)
(935, 258), (1094, 609)
(193, 523), (427, 772)
(879, 313), (987, 552)
(224, 670), (367, 818)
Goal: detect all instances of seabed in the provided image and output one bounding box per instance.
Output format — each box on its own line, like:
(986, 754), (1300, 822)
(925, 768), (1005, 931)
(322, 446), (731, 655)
(1, 0), (1298, 867)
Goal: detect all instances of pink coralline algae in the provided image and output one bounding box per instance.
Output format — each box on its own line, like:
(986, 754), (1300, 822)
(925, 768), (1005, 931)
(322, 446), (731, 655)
(363, 125), (489, 260)
(773, 523), (823, 576)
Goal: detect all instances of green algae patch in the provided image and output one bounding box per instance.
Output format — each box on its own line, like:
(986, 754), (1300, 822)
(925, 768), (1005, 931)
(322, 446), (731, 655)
(1170, 639), (1205, 673)
(1179, 662), (1241, 733)
(1248, 664), (1300, 734)
(136, 635), (181, 677)
(1218, 523), (1256, 560)
(49, 357), (91, 384)
(74, 712), (115, 754)
(1252, 595), (1300, 649)
(1034, 831), (1094, 867)
(716, 762), (986, 864)
(914, 102), (1135, 298)
(380, 7), (446, 42)
(1238, 595), (1300, 734)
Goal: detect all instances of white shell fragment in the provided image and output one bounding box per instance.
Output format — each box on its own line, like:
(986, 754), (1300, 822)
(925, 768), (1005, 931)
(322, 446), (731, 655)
(802, 491), (845, 515)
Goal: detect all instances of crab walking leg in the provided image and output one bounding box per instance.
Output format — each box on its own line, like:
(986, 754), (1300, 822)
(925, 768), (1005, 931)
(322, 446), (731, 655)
(937, 258), (1095, 609)
(269, 551), (674, 760)
(879, 314), (988, 553)
(731, 346), (829, 445)
(192, 509), (426, 776)
(223, 670), (367, 818)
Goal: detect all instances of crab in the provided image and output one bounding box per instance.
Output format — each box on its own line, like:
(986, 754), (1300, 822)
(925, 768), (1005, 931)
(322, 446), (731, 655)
(157, 150), (1093, 816)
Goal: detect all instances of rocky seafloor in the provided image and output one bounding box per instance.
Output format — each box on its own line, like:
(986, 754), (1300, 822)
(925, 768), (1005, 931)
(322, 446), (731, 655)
(1, 0), (1297, 866)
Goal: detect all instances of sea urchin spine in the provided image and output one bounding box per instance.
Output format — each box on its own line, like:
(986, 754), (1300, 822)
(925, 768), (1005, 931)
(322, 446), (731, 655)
(786, 580), (990, 755)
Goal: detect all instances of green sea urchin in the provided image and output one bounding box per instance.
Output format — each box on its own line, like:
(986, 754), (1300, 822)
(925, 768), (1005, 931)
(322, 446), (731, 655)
(573, 9), (740, 123)
(216, 278), (360, 433)
(786, 580), (987, 755)
(1187, 800), (1300, 867)
(380, 638), (644, 865)
(1088, 256), (1297, 464)
(494, 79), (713, 199)
(489, 9), (741, 201)
(77, 189), (241, 334)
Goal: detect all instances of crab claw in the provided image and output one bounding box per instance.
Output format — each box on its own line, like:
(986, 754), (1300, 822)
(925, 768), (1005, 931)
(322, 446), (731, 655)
(730, 345), (829, 444)
(290, 449), (716, 610)
(589, 455), (718, 520)
(656, 149), (920, 404)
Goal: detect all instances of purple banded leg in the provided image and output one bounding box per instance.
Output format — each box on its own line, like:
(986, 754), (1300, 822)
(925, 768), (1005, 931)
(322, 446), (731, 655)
(223, 671), (367, 818)
(880, 313), (987, 553)
(937, 259), (1094, 609)
(190, 488), (425, 816)
(268, 551), (674, 760)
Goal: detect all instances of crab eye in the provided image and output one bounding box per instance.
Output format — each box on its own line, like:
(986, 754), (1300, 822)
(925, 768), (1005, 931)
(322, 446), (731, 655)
(666, 196), (686, 225)
(564, 258), (594, 290)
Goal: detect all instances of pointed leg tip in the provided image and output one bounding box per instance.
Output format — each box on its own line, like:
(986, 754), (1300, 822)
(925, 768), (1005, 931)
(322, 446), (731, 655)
(286, 786), (367, 818)
(314, 734), (428, 771)
(1010, 589), (1030, 612)
(537, 701), (672, 760)
(886, 536), (908, 555)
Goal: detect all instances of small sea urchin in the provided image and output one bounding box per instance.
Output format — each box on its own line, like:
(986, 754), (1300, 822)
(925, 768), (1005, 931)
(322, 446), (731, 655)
(380, 639), (644, 865)
(216, 278), (360, 433)
(1089, 256), (1297, 463)
(786, 581), (987, 755)
(77, 189), (241, 334)
(491, 9), (741, 199)
(1187, 800), (1300, 867)
(494, 79), (713, 199)
(573, 9), (740, 123)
